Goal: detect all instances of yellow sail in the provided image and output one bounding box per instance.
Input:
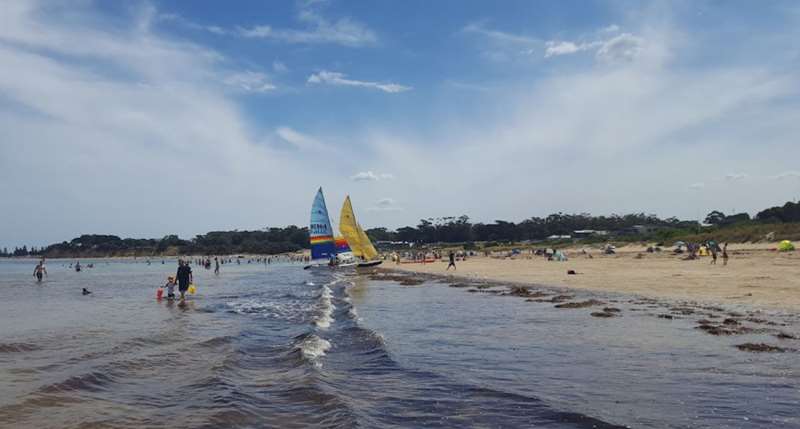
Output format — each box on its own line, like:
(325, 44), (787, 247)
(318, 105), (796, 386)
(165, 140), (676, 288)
(339, 196), (365, 258)
(356, 223), (379, 260)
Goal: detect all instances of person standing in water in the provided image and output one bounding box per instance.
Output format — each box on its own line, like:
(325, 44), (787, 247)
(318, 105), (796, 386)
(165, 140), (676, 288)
(33, 260), (47, 282)
(214, 257), (220, 275)
(175, 259), (193, 300)
(447, 251), (456, 270)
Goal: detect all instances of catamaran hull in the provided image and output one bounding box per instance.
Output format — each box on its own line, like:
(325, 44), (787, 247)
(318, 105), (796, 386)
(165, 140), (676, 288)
(357, 260), (382, 268)
(304, 262), (357, 270)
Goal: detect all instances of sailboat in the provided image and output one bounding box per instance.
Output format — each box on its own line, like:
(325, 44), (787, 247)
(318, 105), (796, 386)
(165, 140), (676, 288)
(306, 187), (357, 269)
(306, 187), (337, 269)
(339, 196), (383, 268)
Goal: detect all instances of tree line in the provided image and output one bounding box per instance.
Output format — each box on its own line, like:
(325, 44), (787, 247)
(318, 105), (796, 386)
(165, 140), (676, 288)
(3, 226), (309, 258)
(364, 213), (700, 244)
(2, 199), (798, 257)
(0, 246), (46, 257)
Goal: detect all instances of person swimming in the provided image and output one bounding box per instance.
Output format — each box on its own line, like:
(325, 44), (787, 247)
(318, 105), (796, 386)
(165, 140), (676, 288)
(82, 288), (91, 295)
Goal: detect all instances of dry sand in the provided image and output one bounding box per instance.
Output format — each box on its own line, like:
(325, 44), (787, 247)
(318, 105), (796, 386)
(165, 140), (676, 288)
(391, 243), (799, 311)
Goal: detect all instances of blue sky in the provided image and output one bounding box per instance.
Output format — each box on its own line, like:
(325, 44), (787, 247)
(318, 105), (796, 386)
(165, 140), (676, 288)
(1, 0), (799, 248)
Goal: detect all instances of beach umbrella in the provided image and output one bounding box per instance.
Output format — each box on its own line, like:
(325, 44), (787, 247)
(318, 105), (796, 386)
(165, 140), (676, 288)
(778, 240), (795, 252)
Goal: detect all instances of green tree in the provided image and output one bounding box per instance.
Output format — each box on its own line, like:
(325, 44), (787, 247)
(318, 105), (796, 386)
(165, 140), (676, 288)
(704, 210), (726, 225)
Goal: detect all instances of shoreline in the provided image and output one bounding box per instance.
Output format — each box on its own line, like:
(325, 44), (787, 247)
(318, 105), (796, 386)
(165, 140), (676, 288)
(1, 252), (306, 261)
(386, 243), (799, 313)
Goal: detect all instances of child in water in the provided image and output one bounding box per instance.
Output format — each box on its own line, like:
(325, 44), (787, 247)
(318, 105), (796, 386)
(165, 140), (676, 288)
(163, 276), (177, 299)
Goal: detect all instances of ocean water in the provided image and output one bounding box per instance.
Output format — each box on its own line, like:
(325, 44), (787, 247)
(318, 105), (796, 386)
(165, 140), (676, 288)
(0, 259), (798, 428)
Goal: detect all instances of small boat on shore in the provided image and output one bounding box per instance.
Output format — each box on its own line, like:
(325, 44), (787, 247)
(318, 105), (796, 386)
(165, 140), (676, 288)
(305, 187), (338, 269)
(339, 196), (382, 268)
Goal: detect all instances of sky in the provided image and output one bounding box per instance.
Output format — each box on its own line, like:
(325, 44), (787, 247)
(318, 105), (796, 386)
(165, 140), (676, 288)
(1, 0), (799, 248)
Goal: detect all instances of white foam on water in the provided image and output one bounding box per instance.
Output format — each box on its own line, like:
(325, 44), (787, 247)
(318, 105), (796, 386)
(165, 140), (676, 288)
(227, 299), (313, 320)
(299, 334), (331, 360)
(315, 285), (336, 329)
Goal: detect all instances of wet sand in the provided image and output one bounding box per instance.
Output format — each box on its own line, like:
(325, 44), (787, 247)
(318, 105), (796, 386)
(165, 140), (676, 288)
(390, 243), (800, 311)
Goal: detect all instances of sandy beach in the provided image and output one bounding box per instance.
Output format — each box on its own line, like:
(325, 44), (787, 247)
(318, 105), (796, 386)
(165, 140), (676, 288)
(390, 243), (799, 311)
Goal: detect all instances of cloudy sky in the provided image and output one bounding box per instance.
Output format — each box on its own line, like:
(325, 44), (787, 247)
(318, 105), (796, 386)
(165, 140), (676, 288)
(1, 0), (799, 248)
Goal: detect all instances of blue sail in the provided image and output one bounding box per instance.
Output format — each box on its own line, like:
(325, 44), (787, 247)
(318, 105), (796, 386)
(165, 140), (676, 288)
(310, 187), (336, 261)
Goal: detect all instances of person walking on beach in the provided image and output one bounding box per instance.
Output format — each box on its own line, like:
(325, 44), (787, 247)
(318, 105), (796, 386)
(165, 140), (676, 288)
(214, 257), (220, 275)
(447, 251), (456, 270)
(175, 259), (193, 300)
(722, 243), (729, 266)
(33, 260), (47, 282)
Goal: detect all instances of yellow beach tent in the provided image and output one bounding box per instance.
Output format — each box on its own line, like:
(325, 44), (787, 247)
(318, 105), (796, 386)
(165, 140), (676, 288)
(778, 240), (795, 252)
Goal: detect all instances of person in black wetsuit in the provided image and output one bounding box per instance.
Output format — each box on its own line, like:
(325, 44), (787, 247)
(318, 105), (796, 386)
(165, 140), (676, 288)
(447, 251), (456, 270)
(175, 259), (193, 300)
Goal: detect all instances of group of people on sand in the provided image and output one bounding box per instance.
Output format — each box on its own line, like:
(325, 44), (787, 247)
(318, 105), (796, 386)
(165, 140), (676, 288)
(680, 241), (729, 265)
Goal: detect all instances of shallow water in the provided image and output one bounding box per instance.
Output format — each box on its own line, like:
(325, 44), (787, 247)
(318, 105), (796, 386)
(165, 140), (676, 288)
(0, 259), (798, 428)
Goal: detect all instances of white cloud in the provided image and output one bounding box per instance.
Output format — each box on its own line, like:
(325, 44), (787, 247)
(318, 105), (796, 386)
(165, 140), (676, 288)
(462, 22), (542, 59)
(773, 171), (800, 180)
(223, 71), (276, 92)
(350, 171), (394, 181)
(596, 33), (645, 63)
(272, 61), (289, 73)
(276, 126), (324, 150)
(308, 71), (411, 93)
(161, 6), (376, 47)
(600, 24), (621, 33)
(724, 173), (748, 181)
(356, 28), (799, 224)
(3, 1), (799, 248)
(0, 1), (324, 247)
(688, 182), (706, 190)
(368, 197), (402, 211)
(351, 171), (378, 181)
(236, 9), (376, 47)
(545, 41), (580, 57)
(543, 31), (644, 63)
(158, 12), (231, 35)
(544, 40), (600, 57)
(463, 22), (539, 46)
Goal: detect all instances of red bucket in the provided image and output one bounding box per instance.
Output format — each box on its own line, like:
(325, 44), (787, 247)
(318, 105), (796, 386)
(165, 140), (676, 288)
(156, 288), (164, 299)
